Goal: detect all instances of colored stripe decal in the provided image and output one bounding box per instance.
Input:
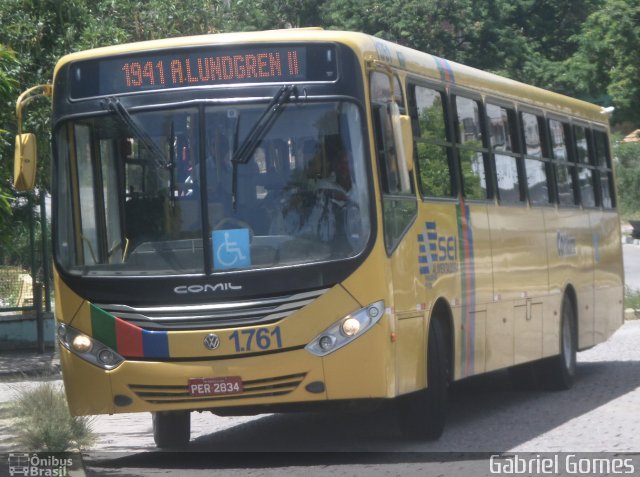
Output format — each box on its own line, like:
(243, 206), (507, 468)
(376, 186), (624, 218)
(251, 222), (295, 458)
(90, 303), (169, 358)
(90, 304), (117, 350)
(142, 330), (170, 358)
(115, 317), (144, 357)
(456, 199), (476, 377)
(434, 57), (455, 84)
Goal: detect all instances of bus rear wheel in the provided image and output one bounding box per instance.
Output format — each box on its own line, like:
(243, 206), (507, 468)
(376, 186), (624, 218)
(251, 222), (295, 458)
(152, 411), (191, 449)
(538, 295), (577, 390)
(397, 318), (449, 440)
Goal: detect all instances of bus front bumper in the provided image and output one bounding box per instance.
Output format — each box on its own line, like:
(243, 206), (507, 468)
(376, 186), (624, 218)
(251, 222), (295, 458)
(60, 320), (392, 416)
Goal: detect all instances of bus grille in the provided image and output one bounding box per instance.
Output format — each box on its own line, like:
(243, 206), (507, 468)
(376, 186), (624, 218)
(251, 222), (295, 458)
(96, 288), (328, 331)
(128, 372), (306, 405)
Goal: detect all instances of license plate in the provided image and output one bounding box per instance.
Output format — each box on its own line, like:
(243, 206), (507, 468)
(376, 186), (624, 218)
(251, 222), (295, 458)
(188, 376), (243, 397)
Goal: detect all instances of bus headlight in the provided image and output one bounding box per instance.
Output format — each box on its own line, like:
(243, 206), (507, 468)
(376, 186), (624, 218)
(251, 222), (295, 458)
(57, 323), (124, 370)
(305, 300), (384, 356)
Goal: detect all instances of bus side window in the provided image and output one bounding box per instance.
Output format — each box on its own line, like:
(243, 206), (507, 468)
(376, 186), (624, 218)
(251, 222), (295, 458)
(370, 71), (416, 253)
(486, 103), (523, 203)
(549, 119), (578, 207)
(573, 125), (597, 208)
(455, 96), (492, 200)
(521, 112), (553, 206)
(593, 130), (615, 209)
(409, 84), (455, 198)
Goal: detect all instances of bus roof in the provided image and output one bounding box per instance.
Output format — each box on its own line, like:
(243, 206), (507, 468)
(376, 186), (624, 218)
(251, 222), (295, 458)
(54, 28), (606, 125)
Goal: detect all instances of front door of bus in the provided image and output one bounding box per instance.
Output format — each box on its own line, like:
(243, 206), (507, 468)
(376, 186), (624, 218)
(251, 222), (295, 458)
(370, 71), (424, 394)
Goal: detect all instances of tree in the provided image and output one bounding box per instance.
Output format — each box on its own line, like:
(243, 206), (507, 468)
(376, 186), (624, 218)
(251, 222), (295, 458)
(0, 44), (18, 229)
(613, 135), (640, 217)
(569, 0), (640, 124)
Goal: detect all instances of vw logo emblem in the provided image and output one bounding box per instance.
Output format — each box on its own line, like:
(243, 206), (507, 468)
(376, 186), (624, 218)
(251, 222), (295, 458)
(203, 333), (220, 350)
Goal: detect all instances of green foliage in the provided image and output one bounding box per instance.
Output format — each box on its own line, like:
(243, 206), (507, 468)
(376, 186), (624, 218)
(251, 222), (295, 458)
(0, 266), (23, 307)
(0, 45), (17, 215)
(613, 135), (640, 218)
(10, 382), (96, 451)
(624, 286), (640, 313)
(570, 0), (640, 124)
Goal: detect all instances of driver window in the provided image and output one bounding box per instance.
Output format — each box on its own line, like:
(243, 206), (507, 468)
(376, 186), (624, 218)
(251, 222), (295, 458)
(370, 71), (417, 254)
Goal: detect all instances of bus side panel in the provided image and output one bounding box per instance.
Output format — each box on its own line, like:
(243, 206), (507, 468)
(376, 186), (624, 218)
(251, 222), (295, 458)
(416, 202), (491, 382)
(544, 207), (595, 353)
(591, 210), (624, 343)
(323, 316), (394, 399)
(486, 205), (547, 370)
(60, 346), (114, 416)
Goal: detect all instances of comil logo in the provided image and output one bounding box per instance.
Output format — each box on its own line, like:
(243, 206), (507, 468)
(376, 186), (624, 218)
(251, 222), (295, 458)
(418, 221), (458, 288)
(8, 454), (73, 477)
(174, 282), (242, 294)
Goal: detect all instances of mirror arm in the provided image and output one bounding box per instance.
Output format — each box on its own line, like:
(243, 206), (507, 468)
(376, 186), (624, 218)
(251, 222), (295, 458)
(16, 84), (53, 135)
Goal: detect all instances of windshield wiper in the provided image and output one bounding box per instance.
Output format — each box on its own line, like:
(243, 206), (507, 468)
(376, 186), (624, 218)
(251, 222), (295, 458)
(104, 96), (170, 169)
(230, 85), (298, 209)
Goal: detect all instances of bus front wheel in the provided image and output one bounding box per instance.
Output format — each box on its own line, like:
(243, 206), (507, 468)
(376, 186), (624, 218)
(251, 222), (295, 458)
(397, 318), (449, 440)
(152, 411), (191, 449)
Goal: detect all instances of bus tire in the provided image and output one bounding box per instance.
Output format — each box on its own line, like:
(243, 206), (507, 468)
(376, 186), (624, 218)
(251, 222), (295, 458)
(152, 411), (191, 449)
(539, 295), (577, 390)
(398, 318), (449, 440)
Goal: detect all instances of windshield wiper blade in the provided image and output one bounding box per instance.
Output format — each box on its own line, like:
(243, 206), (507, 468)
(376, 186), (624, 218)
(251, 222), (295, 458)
(232, 85), (298, 165)
(230, 85), (298, 210)
(104, 96), (170, 169)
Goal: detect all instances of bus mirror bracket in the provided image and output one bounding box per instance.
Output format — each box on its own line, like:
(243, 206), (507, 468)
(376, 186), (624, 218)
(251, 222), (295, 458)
(13, 84), (52, 191)
(398, 114), (414, 173)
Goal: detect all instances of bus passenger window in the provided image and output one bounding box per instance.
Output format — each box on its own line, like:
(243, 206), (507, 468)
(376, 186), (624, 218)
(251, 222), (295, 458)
(486, 103), (521, 203)
(410, 84), (455, 198)
(593, 130), (615, 209)
(455, 96), (490, 200)
(549, 119), (577, 207)
(521, 112), (552, 205)
(574, 125), (596, 208)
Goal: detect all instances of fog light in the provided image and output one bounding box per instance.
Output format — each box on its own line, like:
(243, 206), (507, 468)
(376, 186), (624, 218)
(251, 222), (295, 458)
(98, 349), (116, 365)
(341, 317), (361, 336)
(71, 334), (92, 353)
(367, 306), (380, 319)
(318, 335), (335, 351)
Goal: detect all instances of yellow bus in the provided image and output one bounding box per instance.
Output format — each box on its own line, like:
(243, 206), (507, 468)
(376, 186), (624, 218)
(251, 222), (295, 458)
(14, 28), (624, 447)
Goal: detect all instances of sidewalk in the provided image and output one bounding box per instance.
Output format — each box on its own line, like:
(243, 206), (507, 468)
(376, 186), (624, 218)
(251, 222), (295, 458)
(0, 347), (60, 380)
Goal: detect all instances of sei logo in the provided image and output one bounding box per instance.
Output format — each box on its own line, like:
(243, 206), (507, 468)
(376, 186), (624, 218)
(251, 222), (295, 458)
(418, 221), (459, 287)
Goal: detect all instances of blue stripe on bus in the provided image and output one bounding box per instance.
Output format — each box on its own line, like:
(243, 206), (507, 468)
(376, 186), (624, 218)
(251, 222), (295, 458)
(142, 330), (169, 358)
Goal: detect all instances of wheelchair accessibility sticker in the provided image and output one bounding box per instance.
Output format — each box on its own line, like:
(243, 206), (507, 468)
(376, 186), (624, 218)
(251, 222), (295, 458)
(213, 228), (251, 270)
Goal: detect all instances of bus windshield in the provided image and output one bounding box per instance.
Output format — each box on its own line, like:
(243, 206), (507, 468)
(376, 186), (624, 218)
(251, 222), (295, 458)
(55, 100), (371, 276)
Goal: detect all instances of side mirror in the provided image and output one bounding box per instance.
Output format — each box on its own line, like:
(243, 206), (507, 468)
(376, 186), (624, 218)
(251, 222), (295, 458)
(14, 133), (37, 192)
(13, 84), (52, 192)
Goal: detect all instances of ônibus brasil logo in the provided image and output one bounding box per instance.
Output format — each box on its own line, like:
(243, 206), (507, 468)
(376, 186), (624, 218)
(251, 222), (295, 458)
(8, 453), (73, 477)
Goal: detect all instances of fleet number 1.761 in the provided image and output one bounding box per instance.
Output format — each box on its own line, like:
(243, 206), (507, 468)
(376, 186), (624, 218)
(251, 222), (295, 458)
(229, 326), (283, 353)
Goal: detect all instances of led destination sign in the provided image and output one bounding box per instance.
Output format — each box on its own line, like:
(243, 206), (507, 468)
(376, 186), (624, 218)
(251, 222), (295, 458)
(69, 44), (338, 99)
